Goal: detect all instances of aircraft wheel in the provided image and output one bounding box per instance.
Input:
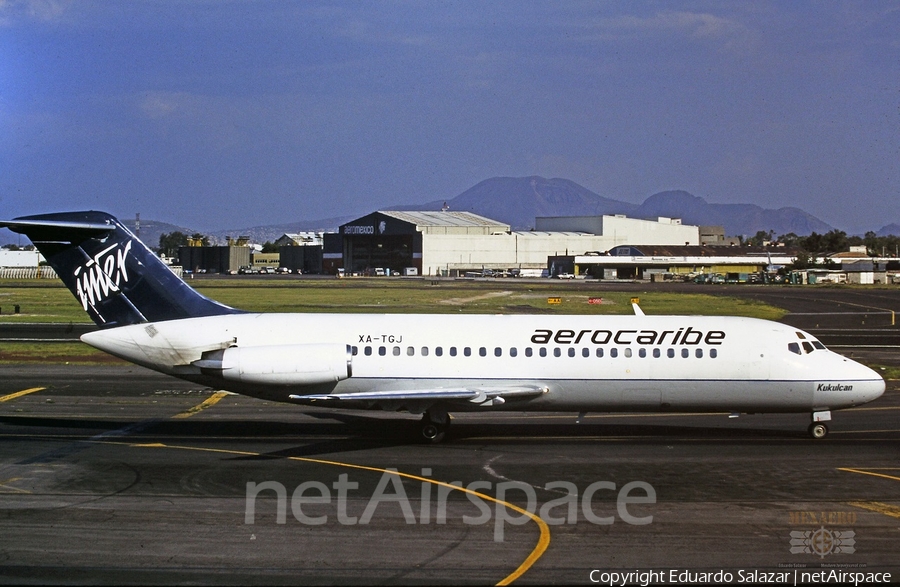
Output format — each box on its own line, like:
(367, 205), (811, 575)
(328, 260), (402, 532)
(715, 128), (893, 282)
(421, 423), (446, 444)
(808, 422), (828, 439)
(421, 411), (450, 444)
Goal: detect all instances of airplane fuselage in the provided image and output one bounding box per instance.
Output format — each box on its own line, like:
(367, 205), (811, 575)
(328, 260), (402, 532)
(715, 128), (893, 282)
(82, 312), (884, 414)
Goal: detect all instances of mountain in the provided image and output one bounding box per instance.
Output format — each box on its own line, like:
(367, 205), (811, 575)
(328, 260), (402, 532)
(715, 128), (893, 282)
(876, 224), (900, 237)
(18, 177), (855, 250)
(635, 190), (834, 237)
(118, 218), (195, 251)
(399, 177), (833, 237)
(208, 216), (354, 245)
(396, 176), (639, 229)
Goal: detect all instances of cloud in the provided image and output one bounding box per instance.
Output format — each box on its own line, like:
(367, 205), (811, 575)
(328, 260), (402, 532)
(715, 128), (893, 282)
(584, 10), (759, 53)
(0, 0), (72, 25)
(139, 92), (182, 119)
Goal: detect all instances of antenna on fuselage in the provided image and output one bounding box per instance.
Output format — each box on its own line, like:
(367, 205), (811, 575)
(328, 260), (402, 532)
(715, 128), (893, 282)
(631, 297), (645, 316)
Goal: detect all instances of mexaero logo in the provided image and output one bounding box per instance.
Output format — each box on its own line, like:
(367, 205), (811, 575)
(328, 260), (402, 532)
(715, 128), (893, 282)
(74, 240), (132, 311)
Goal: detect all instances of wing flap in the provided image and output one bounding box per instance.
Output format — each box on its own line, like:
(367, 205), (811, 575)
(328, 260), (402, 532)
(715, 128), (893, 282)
(290, 385), (547, 407)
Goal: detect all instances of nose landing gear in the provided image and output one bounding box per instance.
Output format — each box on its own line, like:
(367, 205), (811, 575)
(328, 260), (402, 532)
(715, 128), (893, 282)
(808, 422), (829, 439)
(808, 410), (831, 439)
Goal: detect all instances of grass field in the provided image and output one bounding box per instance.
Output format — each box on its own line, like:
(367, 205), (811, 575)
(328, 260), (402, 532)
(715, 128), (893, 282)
(2, 277), (895, 376)
(0, 277), (787, 364)
(0, 277), (787, 321)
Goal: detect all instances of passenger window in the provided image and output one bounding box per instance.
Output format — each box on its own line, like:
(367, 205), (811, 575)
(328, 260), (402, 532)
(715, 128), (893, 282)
(653, 348), (660, 358)
(365, 346), (373, 356)
(379, 346), (386, 356)
(510, 347), (517, 357)
(407, 347), (415, 356)
(667, 348), (675, 358)
(539, 348), (547, 357)
(681, 348), (689, 358)
(464, 347), (472, 357)
(610, 348), (618, 358)
(638, 348), (646, 358)
(788, 342), (801, 355)
(525, 348), (533, 357)
(421, 347), (429, 357)
(450, 347), (457, 357)
(710, 349), (718, 358)
(568, 348), (576, 357)
(582, 348), (590, 358)
(596, 348), (604, 358)
(554, 348), (561, 357)
(624, 348), (632, 358)
(435, 347), (443, 357)
(479, 347), (487, 357)
(494, 347), (502, 357)
(802, 342), (814, 354)
(351, 346), (358, 356)
(393, 346), (401, 356)
(695, 348), (703, 358)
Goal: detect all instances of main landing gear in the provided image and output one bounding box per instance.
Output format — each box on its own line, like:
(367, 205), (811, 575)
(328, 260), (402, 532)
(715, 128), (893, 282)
(421, 408), (450, 444)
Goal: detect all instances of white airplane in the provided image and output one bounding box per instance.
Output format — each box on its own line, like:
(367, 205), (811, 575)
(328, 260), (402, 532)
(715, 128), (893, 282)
(1, 212), (885, 442)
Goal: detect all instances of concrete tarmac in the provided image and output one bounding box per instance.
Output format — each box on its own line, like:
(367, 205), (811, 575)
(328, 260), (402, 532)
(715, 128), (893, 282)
(1, 366), (897, 584)
(1, 285), (899, 584)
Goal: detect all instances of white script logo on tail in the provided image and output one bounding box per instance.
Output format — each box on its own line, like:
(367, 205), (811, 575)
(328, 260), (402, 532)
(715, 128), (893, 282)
(74, 240), (132, 311)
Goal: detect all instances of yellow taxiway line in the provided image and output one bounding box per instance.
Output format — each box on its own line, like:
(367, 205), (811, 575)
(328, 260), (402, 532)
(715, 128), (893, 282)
(171, 391), (230, 419)
(123, 441), (550, 585)
(0, 387), (46, 403)
(840, 467), (900, 520)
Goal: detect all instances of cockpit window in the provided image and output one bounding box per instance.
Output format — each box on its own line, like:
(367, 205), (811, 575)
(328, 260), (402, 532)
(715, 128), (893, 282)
(812, 341), (826, 350)
(788, 342), (801, 355)
(802, 341), (814, 353)
(796, 332), (806, 340)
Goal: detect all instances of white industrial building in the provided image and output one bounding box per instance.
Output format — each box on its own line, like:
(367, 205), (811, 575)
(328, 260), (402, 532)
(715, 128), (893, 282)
(0, 249), (44, 267)
(329, 211), (703, 277)
(536, 214), (700, 247)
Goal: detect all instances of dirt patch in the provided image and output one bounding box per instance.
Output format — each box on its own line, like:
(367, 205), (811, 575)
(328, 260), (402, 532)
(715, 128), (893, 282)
(439, 291), (513, 305)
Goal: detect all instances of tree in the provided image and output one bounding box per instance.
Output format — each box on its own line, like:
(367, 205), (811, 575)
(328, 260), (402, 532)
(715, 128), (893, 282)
(822, 229), (848, 253)
(261, 241), (279, 253)
(777, 232), (800, 247)
(158, 231), (189, 257)
(747, 230), (774, 247)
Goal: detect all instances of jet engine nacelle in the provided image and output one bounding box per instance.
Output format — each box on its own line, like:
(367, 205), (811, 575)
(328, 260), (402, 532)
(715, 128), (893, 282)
(194, 343), (352, 386)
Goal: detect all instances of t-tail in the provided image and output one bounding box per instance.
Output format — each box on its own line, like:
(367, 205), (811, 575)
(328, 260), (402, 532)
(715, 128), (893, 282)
(0, 211), (243, 328)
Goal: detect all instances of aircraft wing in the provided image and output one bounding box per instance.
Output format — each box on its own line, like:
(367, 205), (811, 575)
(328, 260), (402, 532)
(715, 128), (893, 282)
(290, 385), (547, 407)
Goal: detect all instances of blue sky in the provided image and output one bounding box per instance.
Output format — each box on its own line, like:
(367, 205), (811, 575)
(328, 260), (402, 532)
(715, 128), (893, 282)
(1, 1), (897, 234)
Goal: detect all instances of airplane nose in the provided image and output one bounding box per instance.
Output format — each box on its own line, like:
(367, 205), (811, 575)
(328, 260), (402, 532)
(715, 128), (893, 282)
(813, 358), (885, 408)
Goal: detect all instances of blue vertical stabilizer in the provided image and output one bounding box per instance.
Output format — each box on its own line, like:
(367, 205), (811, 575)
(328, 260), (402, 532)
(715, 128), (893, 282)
(1, 211), (243, 328)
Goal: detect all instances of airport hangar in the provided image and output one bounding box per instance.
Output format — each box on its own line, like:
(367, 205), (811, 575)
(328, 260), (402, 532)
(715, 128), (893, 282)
(548, 245), (799, 280)
(324, 210), (702, 277)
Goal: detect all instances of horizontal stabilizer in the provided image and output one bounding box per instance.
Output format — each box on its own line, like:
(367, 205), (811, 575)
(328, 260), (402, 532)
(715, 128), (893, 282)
(0, 218), (115, 243)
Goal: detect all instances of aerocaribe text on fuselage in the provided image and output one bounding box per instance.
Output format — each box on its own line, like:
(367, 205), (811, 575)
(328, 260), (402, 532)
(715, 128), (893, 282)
(0, 210), (885, 443)
(530, 327), (725, 346)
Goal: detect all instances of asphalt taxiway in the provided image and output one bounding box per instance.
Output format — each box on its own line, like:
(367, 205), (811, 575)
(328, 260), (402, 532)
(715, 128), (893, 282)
(1, 285), (899, 584)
